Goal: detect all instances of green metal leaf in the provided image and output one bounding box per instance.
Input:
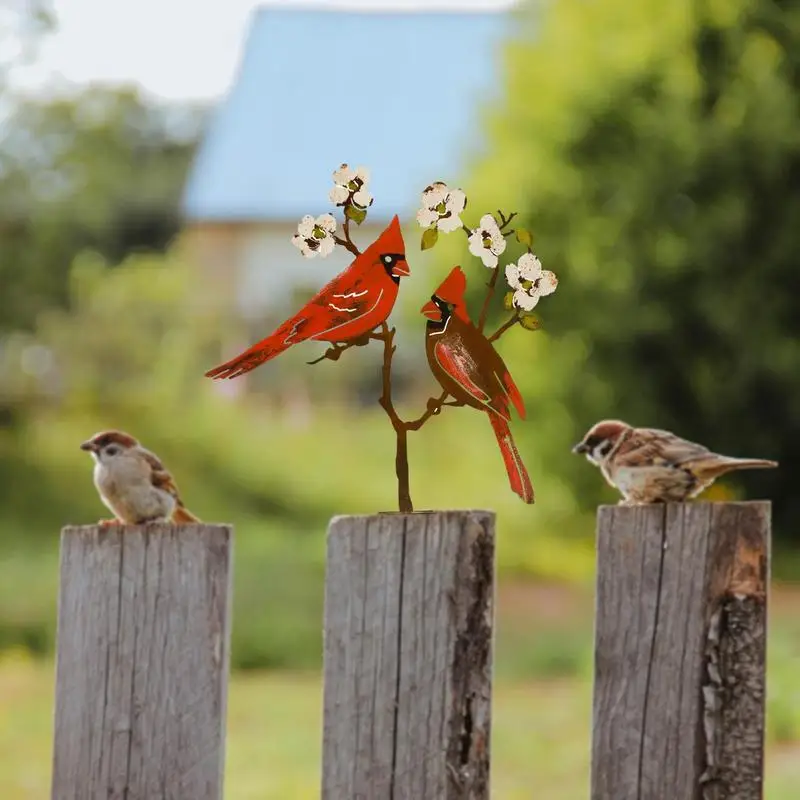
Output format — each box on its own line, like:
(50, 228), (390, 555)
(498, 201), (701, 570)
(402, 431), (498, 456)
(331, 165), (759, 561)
(515, 228), (534, 248)
(420, 226), (439, 251)
(519, 313), (542, 331)
(345, 204), (367, 225)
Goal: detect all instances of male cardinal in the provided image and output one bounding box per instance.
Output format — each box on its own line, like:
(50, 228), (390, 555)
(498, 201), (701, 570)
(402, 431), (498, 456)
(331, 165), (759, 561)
(80, 430), (200, 525)
(421, 266), (534, 503)
(205, 215), (410, 379)
(573, 419), (778, 504)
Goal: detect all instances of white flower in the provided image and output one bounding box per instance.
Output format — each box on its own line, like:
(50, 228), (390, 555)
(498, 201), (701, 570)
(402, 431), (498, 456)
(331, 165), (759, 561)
(504, 253), (558, 311)
(291, 213), (337, 258)
(416, 181), (467, 234)
(468, 213), (507, 268)
(329, 163), (373, 208)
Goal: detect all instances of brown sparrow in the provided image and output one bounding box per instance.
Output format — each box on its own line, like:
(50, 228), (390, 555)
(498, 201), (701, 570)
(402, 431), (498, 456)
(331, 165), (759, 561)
(573, 419), (778, 504)
(80, 430), (200, 525)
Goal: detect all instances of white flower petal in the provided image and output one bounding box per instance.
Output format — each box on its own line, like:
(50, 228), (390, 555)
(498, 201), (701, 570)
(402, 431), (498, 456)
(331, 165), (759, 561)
(296, 214), (316, 237)
(535, 270), (558, 297)
(332, 163), (354, 185)
(299, 239), (317, 258)
(513, 289), (539, 311)
(505, 262), (522, 290)
(478, 213), (502, 237)
(318, 236), (336, 257)
(354, 165), (370, 185)
(421, 183), (447, 208)
(316, 213), (337, 233)
(446, 188), (467, 215)
(437, 214), (463, 233)
(480, 249), (499, 269)
(291, 234), (306, 251)
(517, 252), (542, 281)
(490, 231), (507, 256)
(352, 188), (372, 208)
(468, 231), (486, 259)
(416, 207), (439, 228)
(329, 185), (350, 206)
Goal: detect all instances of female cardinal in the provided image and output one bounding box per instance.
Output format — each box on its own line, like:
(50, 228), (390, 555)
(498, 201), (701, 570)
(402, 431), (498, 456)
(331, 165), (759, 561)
(573, 419), (778, 504)
(80, 430), (200, 525)
(421, 266), (534, 503)
(205, 215), (410, 379)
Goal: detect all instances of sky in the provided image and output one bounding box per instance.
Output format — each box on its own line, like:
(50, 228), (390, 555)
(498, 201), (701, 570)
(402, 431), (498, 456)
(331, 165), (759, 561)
(13, 0), (516, 102)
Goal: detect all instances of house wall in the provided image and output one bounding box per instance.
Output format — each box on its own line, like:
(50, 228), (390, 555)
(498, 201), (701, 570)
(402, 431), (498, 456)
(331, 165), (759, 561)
(180, 219), (384, 321)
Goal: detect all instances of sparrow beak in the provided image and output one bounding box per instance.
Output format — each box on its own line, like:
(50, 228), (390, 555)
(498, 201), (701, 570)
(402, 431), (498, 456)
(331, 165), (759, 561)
(80, 440), (97, 452)
(391, 257), (411, 278)
(572, 442), (588, 455)
(420, 299), (440, 321)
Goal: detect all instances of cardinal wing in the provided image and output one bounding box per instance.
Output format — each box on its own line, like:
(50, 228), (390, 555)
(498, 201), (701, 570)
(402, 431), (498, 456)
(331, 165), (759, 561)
(433, 336), (512, 420)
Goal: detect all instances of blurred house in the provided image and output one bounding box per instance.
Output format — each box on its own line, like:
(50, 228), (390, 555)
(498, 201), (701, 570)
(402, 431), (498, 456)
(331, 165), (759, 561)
(180, 3), (512, 325)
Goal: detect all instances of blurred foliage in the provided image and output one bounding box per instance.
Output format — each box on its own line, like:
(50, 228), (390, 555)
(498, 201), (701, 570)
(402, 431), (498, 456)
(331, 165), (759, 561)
(2, 0), (800, 674)
(438, 0), (800, 541)
(0, 85), (205, 332)
(2, 610), (800, 798)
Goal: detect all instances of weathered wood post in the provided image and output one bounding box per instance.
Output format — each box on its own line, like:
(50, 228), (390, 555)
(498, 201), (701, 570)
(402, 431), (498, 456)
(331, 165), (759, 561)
(321, 510), (495, 799)
(591, 501), (770, 800)
(51, 523), (233, 800)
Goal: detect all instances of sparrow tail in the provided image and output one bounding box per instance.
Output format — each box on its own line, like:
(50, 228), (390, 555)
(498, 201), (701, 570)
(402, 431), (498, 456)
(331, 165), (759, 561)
(205, 313), (309, 380)
(172, 505), (201, 524)
(488, 412), (534, 504)
(691, 456), (779, 479)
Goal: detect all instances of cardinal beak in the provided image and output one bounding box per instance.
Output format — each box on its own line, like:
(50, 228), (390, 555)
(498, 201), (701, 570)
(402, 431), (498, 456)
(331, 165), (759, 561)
(572, 442), (588, 454)
(80, 439), (97, 452)
(421, 299), (440, 321)
(391, 257), (411, 278)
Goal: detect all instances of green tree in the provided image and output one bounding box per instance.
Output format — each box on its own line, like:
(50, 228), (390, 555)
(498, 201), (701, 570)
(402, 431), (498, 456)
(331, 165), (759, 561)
(0, 86), (206, 333)
(464, 0), (800, 540)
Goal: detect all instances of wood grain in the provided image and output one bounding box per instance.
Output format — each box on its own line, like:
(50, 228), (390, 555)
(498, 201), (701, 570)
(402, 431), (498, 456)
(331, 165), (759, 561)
(591, 502), (770, 800)
(321, 511), (495, 800)
(51, 523), (233, 800)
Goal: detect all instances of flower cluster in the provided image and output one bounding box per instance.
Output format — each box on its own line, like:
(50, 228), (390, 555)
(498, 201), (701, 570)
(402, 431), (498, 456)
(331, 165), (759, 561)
(329, 164), (373, 209)
(291, 214), (336, 258)
(468, 214), (507, 269)
(416, 181), (467, 233)
(505, 254), (558, 311)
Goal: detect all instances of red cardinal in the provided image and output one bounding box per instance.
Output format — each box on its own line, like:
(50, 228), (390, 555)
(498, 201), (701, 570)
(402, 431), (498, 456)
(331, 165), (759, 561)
(421, 266), (534, 503)
(205, 215), (410, 379)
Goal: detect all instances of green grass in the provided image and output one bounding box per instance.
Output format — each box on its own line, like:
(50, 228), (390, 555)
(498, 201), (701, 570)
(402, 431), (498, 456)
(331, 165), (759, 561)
(1, 582), (798, 798)
(1, 655), (798, 800)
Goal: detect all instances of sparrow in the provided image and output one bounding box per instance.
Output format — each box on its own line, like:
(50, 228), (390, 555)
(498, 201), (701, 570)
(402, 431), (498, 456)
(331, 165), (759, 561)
(80, 430), (200, 525)
(205, 215), (410, 380)
(572, 419), (779, 504)
(421, 266), (534, 503)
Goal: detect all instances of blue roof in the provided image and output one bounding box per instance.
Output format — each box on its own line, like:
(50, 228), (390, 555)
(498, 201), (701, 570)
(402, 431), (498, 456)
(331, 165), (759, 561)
(181, 6), (512, 222)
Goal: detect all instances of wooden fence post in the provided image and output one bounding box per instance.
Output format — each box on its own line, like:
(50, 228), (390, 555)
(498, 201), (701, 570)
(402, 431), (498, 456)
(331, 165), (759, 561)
(51, 523), (233, 800)
(591, 501), (770, 800)
(321, 510), (495, 800)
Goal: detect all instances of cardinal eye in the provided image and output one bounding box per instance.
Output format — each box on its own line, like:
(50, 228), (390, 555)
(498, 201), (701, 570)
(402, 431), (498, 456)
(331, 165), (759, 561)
(383, 255), (393, 264)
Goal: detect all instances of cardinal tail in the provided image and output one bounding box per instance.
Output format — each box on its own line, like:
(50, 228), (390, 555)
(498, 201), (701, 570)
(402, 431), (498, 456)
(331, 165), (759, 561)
(692, 455), (779, 479)
(488, 413), (534, 504)
(172, 504), (200, 524)
(205, 314), (307, 380)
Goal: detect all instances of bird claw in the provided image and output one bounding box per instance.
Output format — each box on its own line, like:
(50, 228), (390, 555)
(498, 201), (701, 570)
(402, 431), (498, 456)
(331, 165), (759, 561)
(307, 346), (344, 365)
(426, 397), (442, 414)
(98, 518), (121, 527)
